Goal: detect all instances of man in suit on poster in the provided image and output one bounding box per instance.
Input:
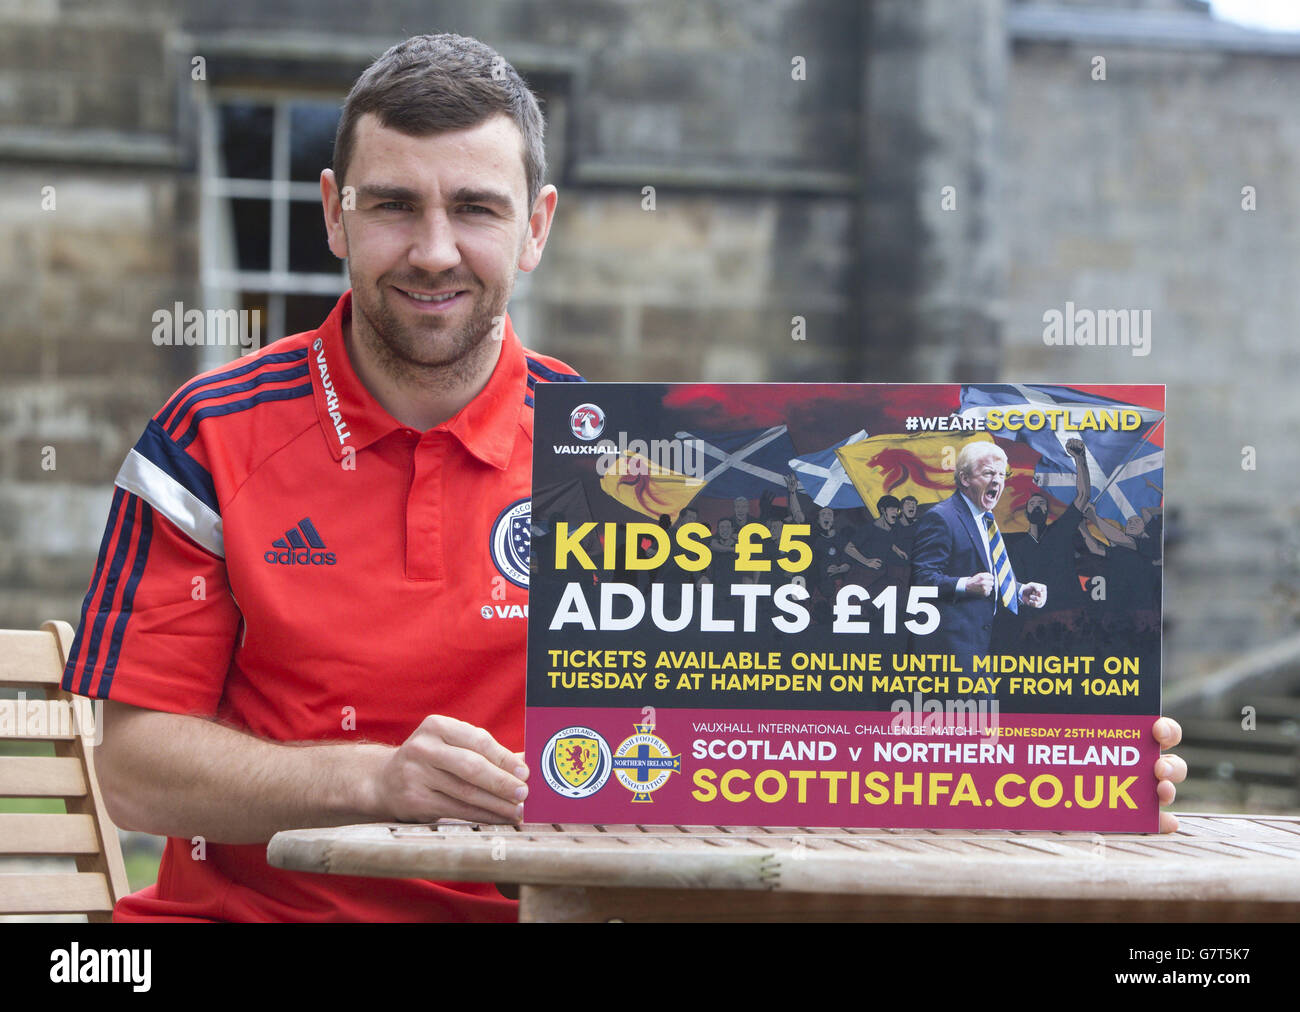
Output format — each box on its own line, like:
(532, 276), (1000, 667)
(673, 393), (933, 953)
(909, 442), (1047, 673)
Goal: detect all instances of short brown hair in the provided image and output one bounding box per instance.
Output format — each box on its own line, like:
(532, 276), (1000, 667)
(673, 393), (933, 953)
(333, 34), (547, 208)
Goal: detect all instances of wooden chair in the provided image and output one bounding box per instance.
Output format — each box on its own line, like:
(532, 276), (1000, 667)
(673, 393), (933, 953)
(0, 620), (130, 921)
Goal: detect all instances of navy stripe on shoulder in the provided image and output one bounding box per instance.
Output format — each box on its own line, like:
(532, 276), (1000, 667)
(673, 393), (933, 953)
(99, 501), (154, 699)
(525, 357), (584, 383)
(524, 394), (535, 408)
(134, 419), (219, 514)
(158, 349), (309, 428)
(175, 383), (314, 450)
(63, 486), (126, 694)
(164, 362), (311, 437)
(72, 493), (142, 696)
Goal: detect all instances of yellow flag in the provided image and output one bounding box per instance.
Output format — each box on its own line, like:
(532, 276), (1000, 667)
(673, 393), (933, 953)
(599, 452), (703, 520)
(836, 431), (995, 509)
(835, 431), (1056, 532)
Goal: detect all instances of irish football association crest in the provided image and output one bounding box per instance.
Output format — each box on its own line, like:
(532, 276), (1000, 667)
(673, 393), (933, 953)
(613, 724), (681, 803)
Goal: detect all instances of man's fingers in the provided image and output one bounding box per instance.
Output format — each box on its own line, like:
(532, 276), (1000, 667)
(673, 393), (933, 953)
(423, 715), (519, 770)
(1153, 717), (1182, 749)
(1155, 752), (1187, 785)
(1159, 810), (1179, 834)
(416, 739), (528, 803)
(423, 768), (527, 822)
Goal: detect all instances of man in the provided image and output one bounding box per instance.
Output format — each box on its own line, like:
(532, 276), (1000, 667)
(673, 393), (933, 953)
(1082, 502), (1163, 615)
(909, 443), (1048, 672)
(845, 494), (909, 591)
(1002, 437), (1092, 617)
(895, 494), (920, 559)
(810, 506), (851, 598)
(61, 38), (1189, 917)
(731, 495), (753, 534)
(60, 34), (582, 921)
(899, 495), (919, 526)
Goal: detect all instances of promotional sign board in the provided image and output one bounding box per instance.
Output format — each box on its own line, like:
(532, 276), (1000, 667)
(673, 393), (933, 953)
(524, 383), (1165, 831)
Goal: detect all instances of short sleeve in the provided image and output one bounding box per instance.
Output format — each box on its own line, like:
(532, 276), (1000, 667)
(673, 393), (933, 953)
(61, 486), (240, 717)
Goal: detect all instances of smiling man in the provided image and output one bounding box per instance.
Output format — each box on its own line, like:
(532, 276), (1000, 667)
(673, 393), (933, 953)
(910, 443), (1047, 677)
(61, 34), (583, 921)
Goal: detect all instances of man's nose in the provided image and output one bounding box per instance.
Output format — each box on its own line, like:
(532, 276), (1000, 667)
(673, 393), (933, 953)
(408, 209), (462, 274)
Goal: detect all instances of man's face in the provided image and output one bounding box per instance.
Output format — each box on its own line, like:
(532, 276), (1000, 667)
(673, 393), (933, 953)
(322, 113), (555, 379)
(961, 453), (1007, 513)
(679, 508), (698, 527)
(882, 506), (900, 526)
(733, 497), (749, 522)
(718, 518), (734, 539)
(901, 499), (917, 520)
(817, 507), (834, 532)
(1125, 515), (1146, 536)
(1027, 494), (1049, 523)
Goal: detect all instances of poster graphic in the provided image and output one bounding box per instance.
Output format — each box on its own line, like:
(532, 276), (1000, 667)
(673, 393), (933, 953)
(525, 383), (1165, 831)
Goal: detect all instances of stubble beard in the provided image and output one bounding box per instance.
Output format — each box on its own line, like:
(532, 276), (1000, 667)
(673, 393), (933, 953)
(349, 265), (513, 390)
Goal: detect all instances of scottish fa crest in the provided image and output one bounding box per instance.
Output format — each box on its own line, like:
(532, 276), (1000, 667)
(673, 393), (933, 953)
(541, 726), (612, 799)
(490, 498), (531, 589)
(613, 724), (681, 803)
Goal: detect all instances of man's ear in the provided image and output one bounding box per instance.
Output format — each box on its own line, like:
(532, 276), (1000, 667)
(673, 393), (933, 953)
(518, 184), (558, 273)
(321, 169), (349, 260)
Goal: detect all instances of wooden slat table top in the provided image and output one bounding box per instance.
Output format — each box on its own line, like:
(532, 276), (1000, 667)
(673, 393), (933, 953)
(268, 814), (1300, 904)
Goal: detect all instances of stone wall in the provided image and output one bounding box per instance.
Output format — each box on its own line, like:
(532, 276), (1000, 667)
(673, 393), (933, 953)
(3, 0), (1300, 679)
(1002, 17), (1300, 672)
(0, 0), (198, 630)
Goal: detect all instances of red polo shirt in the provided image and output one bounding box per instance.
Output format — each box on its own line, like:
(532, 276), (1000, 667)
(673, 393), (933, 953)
(62, 290), (582, 921)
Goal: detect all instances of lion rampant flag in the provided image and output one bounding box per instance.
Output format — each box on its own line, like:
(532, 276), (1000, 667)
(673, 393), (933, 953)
(598, 452), (703, 521)
(835, 431), (1039, 534)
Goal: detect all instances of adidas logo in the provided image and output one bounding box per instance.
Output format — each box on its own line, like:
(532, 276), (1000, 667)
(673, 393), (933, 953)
(264, 518), (337, 566)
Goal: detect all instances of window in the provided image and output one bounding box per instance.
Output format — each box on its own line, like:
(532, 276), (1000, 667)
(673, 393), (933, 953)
(199, 91), (347, 368)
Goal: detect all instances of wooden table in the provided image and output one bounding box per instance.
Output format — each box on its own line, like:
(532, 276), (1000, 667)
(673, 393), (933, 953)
(267, 813), (1300, 921)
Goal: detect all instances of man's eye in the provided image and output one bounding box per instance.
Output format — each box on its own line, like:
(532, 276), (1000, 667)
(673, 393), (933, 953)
(378, 201), (410, 211)
(461, 204), (492, 215)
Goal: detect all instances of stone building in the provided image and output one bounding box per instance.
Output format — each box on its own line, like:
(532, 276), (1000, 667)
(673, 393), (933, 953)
(2, 0), (1298, 697)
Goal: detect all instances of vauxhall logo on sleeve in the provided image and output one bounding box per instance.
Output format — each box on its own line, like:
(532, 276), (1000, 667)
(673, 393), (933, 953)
(264, 517), (337, 565)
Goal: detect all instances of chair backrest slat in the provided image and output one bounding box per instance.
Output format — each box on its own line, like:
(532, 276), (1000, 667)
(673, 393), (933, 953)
(0, 629), (66, 684)
(0, 756), (86, 797)
(0, 813), (101, 855)
(0, 621), (130, 922)
(0, 873), (113, 914)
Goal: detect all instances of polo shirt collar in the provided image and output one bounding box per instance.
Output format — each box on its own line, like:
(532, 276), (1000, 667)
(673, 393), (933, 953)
(309, 290), (525, 469)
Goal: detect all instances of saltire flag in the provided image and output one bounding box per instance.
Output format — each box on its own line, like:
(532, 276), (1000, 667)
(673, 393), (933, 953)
(673, 425), (799, 500)
(957, 383), (1163, 474)
(598, 452), (703, 521)
(1035, 444), (1164, 528)
(532, 478), (594, 535)
(788, 430), (868, 508)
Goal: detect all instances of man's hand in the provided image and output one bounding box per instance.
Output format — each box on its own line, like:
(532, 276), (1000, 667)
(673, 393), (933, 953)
(1018, 581), (1047, 608)
(376, 715), (528, 825)
(1065, 437), (1086, 458)
(1154, 717), (1186, 834)
(965, 571), (996, 596)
